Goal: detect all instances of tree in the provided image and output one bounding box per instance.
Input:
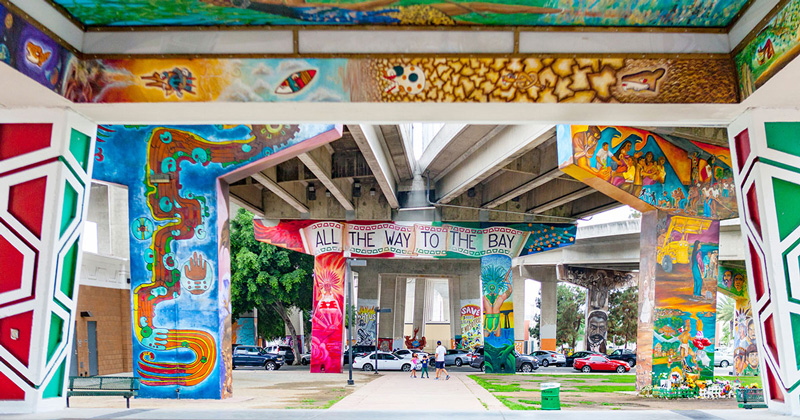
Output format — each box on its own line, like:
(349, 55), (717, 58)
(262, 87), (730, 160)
(716, 293), (735, 348)
(556, 284), (585, 349)
(530, 293), (541, 340)
(230, 208), (314, 364)
(607, 286), (638, 349)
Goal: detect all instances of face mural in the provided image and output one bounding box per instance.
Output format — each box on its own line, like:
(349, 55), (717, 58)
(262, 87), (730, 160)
(650, 214), (719, 385)
(481, 254), (515, 374)
(91, 124), (339, 398)
(51, 0), (746, 27)
(310, 253), (345, 373)
(558, 126), (738, 220)
(717, 264), (759, 377)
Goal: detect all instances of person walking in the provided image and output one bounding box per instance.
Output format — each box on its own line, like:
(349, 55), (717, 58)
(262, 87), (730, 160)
(435, 341), (450, 380)
(420, 354), (430, 379)
(410, 353), (418, 378)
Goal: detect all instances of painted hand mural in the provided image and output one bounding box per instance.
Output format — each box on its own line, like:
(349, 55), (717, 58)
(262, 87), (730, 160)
(91, 124), (340, 398)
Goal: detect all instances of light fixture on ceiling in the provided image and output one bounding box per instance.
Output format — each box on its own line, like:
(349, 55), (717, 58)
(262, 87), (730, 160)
(467, 188), (476, 198)
(369, 188), (376, 197)
(353, 181), (361, 198)
(307, 184), (316, 201)
(325, 190), (331, 198)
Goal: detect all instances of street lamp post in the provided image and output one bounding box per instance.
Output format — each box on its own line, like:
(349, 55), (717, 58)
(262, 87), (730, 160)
(346, 259), (366, 386)
(374, 307), (391, 375)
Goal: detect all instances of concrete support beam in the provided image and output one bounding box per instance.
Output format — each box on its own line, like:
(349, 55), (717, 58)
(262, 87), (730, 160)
(298, 148), (354, 211)
(484, 168), (561, 209)
(512, 272), (526, 342)
(436, 125), (555, 204)
(230, 193), (264, 217)
(251, 172), (309, 214)
(527, 186), (595, 214)
(379, 125), (414, 181)
(416, 124), (467, 175)
(540, 279), (558, 352)
(347, 125), (400, 209)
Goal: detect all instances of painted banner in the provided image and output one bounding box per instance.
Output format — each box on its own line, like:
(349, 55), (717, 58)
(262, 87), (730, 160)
(481, 254), (515, 374)
(460, 302), (483, 350)
(310, 252), (345, 373)
(232, 317), (256, 346)
(735, 0), (800, 99)
(557, 125), (737, 220)
(356, 299), (378, 346)
(378, 338), (393, 352)
(650, 213), (720, 385)
(91, 124), (340, 398)
(255, 220), (575, 259)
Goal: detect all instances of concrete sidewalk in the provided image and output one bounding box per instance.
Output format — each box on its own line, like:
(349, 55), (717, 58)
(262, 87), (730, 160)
(331, 371), (497, 411)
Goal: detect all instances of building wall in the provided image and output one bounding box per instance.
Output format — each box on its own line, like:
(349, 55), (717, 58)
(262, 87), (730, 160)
(73, 285), (133, 376)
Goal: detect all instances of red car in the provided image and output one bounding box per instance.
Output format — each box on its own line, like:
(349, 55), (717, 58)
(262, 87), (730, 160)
(573, 354), (630, 373)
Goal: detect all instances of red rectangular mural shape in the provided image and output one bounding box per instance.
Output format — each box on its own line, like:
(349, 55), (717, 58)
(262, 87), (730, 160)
(310, 252), (345, 373)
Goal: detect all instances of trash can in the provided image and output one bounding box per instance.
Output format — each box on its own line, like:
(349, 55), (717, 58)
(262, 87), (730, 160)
(541, 382), (561, 410)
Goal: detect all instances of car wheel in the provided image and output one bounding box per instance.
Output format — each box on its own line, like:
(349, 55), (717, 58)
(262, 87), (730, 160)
(521, 363), (533, 373)
(541, 359), (549, 367)
(265, 361), (277, 371)
(581, 366), (591, 373)
(720, 360), (730, 368)
(362, 364), (374, 371)
(662, 255), (673, 272)
(401, 364), (412, 372)
(480, 363), (485, 372)
(455, 358), (463, 367)
(616, 366), (625, 373)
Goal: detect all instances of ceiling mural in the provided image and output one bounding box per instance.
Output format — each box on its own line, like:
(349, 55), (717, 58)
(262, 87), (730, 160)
(50, 0), (749, 27)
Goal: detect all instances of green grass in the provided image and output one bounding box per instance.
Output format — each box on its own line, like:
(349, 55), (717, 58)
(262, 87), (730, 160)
(320, 394), (346, 409)
(518, 399), (541, 405)
(496, 395), (539, 410)
(571, 384), (636, 393)
(300, 399), (316, 403)
(718, 376), (763, 387)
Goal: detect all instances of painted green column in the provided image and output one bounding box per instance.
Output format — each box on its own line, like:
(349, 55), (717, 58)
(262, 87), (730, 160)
(481, 254), (515, 373)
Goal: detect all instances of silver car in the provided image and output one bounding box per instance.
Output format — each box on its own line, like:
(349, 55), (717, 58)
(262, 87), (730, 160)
(530, 350), (566, 367)
(444, 349), (470, 366)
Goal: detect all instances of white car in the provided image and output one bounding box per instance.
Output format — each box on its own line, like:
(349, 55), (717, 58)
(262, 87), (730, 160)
(393, 348), (428, 360)
(353, 351), (420, 372)
(715, 350), (734, 368)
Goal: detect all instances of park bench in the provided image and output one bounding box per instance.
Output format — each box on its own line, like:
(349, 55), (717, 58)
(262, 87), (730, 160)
(67, 376), (139, 408)
(736, 388), (768, 409)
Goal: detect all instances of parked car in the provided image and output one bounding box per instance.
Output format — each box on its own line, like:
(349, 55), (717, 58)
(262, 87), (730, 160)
(263, 345), (296, 365)
(343, 345), (376, 365)
(232, 345), (284, 371)
(444, 349), (470, 366)
(393, 348), (428, 360)
(607, 348), (637, 367)
(353, 351), (419, 372)
(301, 353), (311, 365)
(565, 351), (600, 367)
(715, 349), (734, 368)
(573, 354), (630, 373)
(468, 347), (539, 373)
(530, 350), (566, 367)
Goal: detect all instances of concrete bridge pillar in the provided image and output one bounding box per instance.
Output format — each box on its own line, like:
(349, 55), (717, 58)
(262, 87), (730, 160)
(728, 109), (800, 415)
(0, 109), (97, 414)
(521, 265), (557, 351)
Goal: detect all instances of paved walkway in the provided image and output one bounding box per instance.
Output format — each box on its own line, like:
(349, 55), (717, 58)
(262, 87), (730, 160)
(331, 370), (499, 411)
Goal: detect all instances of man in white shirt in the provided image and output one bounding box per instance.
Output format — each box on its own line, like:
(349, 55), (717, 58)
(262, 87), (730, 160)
(434, 341), (450, 380)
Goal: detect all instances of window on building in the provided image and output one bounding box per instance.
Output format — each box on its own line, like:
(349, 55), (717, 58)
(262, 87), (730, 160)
(404, 278), (415, 325)
(425, 278), (450, 324)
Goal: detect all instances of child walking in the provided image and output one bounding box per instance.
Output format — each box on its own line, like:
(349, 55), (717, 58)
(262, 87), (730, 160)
(410, 354), (418, 378)
(420, 354), (430, 379)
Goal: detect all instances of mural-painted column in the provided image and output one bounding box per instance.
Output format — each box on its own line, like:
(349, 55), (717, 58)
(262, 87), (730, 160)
(717, 263), (759, 378)
(539, 280), (557, 352)
(636, 210), (719, 390)
(310, 252), (345, 373)
(728, 109), (800, 414)
(480, 254), (515, 374)
(91, 124), (341, 398)
(0, 109), (96, 413)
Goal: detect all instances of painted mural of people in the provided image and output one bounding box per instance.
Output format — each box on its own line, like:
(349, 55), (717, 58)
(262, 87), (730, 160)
(482, 269), (512, 338)
(610, 139), (638, 187)
(723, 269), (733, 289)
(744, 344), (760, 375)
(691, 240), (704, 297)
(733, 273), (745, 293)
(572, 126), (601, 173)
(734, 347), (747, 375)
(677, 319), (696, 372)
(586, 310), (608, 353)
(594, 142), (611, 171)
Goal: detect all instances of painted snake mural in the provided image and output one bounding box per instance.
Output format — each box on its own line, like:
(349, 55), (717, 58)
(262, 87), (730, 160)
(131, 125), (300, 387)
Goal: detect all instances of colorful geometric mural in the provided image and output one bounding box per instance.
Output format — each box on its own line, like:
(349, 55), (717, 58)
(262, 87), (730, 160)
(91, 124), (341, 398)
(0, 110), (96, 413)
(735, 0), (800, 99)
(481, 254), (514, 374)
(51, 0), (748, 27)
(728, 111), (800, 412)
(649, 213), (720, 385)
(310, 252), (345, 373)
(459, 302), (482, 350)
(558, 125), (738, 220)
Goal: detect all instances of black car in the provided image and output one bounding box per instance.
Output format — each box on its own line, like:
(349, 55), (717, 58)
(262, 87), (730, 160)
(232, 345), (284, 370)
(263, 345), (296, 365)
(607, 349), (637, 367)
(343, 345), (376, 365)
(468, 346), (539, 373)
(565, 351), (600, 367)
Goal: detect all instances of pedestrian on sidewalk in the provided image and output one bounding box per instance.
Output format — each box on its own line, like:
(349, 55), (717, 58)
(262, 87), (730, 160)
(410, 353), (418, 378)
(420, 354), (430, 378)
(435, 341), (450, 380)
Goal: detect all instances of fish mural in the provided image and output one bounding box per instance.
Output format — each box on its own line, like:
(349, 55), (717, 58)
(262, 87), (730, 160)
(275, 69), (316, 94)
(620, 69), (666, 92)
(24, 41), (50, 67)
